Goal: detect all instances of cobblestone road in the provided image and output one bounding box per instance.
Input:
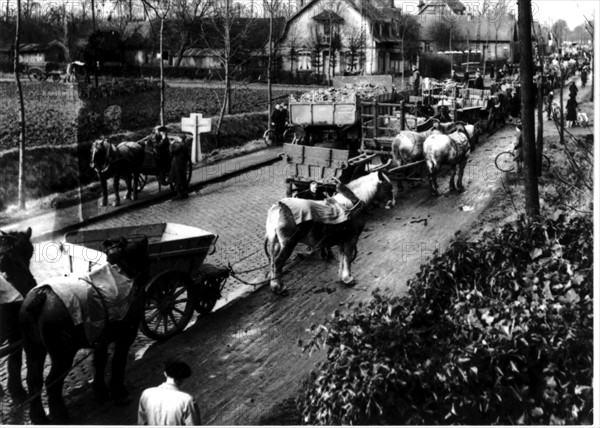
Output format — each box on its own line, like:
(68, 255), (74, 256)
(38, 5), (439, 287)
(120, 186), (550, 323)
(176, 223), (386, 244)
(1, 127), (518, 424)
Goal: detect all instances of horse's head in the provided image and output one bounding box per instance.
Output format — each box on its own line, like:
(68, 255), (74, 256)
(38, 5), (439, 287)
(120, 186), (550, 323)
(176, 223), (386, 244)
(374, 171), (396, 210)
(90, 139), (111, 172)
(103, 236), (149, 281)
(0, 227), (37, 294)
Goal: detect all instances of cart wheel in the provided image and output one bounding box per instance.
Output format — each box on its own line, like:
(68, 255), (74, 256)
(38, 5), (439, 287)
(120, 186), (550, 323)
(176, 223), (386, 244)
(141, 271), (196, 341)
(282, 127), (295, 144)
(263, 129), (276, 146)
(195, 264), (229, 317)
(137, 173), (148, 192)
(52, 74), (61, 82)
(29, 68), (44, 81)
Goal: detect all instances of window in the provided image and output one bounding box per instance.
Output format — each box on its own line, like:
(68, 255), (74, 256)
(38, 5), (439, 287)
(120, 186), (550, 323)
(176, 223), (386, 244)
(298, 52), (311, 71)
(424, 42), (431, 52)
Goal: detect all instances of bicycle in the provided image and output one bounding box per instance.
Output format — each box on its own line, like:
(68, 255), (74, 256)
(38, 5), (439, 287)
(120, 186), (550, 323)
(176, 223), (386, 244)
(263, 124), (296, 146)
(495, 151), (551, 172)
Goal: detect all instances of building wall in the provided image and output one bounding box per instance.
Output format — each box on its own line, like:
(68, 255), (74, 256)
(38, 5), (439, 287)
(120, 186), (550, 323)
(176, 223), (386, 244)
(278, 0), (379, 76)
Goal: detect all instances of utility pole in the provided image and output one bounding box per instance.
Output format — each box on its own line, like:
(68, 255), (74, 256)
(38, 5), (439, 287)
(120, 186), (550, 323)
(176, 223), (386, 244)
(517, 0), (539, 216)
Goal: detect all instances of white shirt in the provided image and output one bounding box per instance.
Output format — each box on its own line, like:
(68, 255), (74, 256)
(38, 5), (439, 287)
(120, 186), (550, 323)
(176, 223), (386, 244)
(138, 382), (200, 425)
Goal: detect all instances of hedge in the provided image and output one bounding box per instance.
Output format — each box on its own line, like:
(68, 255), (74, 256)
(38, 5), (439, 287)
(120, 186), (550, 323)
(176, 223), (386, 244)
(299, 213), (593, 425)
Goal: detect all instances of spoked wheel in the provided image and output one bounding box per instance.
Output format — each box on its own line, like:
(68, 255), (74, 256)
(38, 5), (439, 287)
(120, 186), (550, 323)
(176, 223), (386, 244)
(137, 173), (148, 192)
(495, 151), (515, 172)
(141, 271), (196, 341)
(282, 127), (296, 144)
(28, 68), (44, 81)
(263, 129), (276, 146)
(195, 264), (229, 317)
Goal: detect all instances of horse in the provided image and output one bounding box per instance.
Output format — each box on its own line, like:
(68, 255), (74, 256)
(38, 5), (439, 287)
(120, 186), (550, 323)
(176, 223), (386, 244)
(265, 171), (395, 295)
(90, 139), (145, 207)
(20, 236), (149, 424)
(423, 123), (480, 196)
(0, 228), (36, 402)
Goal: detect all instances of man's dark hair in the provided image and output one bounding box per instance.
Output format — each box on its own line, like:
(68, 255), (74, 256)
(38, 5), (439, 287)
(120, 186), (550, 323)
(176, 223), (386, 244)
(165, 360), (192, 380)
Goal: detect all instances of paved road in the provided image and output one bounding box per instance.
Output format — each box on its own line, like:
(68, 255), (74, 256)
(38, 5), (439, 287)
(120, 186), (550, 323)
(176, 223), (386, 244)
(1, 121), (520, 424)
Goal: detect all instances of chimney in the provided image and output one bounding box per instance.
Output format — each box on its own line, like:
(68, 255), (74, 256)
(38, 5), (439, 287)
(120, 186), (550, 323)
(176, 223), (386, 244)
(390, 0), (394, 7)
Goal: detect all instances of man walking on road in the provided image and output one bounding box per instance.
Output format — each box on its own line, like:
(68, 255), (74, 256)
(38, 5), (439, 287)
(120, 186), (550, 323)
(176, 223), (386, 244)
(138, 360), (201, 425)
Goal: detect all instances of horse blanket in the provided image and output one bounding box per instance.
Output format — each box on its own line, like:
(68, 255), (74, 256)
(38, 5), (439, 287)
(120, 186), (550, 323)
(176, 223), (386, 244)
(280, 197), (362, 226)
(0, 271), (23, 304)
(35, 264), (134, 345)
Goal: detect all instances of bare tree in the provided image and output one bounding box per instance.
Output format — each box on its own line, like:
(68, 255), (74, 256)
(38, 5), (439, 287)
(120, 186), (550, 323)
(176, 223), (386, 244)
(171, 0), (212, 68)
(285, 27), (302, 78)
(202, 0), (253, 134)
(263, 0), (282, 134)
(141, 0), (172, 126)
(490, 0), (508, 62)
(343, 27), (363, 75)
(14, 0), (26, 209)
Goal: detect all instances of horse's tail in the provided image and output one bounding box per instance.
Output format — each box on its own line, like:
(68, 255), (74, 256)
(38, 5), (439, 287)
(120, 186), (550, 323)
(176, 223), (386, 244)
(24, 286), (48, 317)
(426, 159), (436, 174)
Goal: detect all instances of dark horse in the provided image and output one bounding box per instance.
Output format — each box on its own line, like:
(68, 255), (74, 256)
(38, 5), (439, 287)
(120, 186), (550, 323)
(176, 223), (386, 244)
(91, 139), (144, 207)
(0, 228), (36, 402)
(265, 171), (395, 295)
(20, 236), (149, 424)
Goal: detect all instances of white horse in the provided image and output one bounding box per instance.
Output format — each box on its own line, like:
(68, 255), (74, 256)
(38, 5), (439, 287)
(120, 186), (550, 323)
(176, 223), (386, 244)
(423, 123), (479, 195)
(265, 171), (395, 295)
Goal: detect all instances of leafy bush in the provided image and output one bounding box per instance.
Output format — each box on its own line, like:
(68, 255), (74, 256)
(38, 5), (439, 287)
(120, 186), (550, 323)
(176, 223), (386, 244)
(299, 213), (593, 425)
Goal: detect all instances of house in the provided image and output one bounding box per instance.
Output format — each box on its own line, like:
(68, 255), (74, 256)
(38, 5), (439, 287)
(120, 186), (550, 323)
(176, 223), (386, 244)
(122, 21), (161, 66)
(278, 0), (420, 77)
(416, 0), (517, 63)
(18, 40), (67, 65)
(180, 18), (286, 72)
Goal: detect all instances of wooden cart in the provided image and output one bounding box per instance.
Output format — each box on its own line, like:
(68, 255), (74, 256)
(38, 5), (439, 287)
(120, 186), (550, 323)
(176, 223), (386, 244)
(64, 222), (229, 341)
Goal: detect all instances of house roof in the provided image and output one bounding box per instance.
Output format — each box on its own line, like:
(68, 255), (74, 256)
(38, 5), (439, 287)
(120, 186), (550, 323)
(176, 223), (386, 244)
(122, 20), (157, 49)
(19, 40), (66, 53)
(418, 0), (466, 14)
(185, 17), (286, 55)
(312, 10), (344, 23)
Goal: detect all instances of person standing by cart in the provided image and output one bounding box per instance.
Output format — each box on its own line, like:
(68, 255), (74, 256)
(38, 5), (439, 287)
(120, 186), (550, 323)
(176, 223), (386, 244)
(138, 360), (200, 425)
(412, 65), (421, 95)
(154, 126), (171, 186)
(170, 136), (191, 200)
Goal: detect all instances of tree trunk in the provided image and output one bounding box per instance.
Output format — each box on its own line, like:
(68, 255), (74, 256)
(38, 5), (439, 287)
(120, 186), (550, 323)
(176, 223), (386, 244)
(173, 30), (191, 69)
(517, 0), (540, 216)
(268, 9), (273, 132)
(536, 74), (543, 176)
(159, 17), (165, 126)
(92, 0), (98, 88)
(15, 0), (26, 210)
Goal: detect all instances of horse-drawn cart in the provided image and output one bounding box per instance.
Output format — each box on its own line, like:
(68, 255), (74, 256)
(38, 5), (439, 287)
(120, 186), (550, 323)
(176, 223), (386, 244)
(63, 222), (229, 341)
(136, 136), (193, 193)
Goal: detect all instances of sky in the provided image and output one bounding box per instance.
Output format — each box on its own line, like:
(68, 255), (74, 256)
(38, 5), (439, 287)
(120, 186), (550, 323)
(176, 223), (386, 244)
(528, 0), (596, 29)
(395, 0), (597, 30)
